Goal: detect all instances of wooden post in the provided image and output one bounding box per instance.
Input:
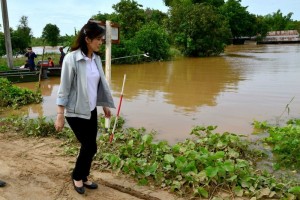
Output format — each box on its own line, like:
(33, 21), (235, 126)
(105, 20), (112, 83)
(38, 46), (45, 88)
(105, 20), (112, 131)
(1, 0), (14, 69)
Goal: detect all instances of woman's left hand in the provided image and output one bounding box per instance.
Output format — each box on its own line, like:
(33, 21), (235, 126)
(103, 107), (111, 118)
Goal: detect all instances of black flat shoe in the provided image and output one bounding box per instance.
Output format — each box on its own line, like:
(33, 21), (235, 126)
(71, 178), (85, 194)
(0, 180), (6, 187)
(83, 181), (98, 189)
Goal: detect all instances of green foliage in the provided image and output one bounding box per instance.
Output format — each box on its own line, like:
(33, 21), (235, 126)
(255, 16), (270, 40)
(255, 119), (300, 170)
(192, 0), (225, 7)
(112, 0), (146, 39)
(134, 22), (170, 60)
(220, 0), (257, 38)
(58, 34), (75, 50)
(293, 21), (300, 34)
(164, 0), (224, 8)
(0, 31), (5, 56)
(11, 16), (33, 55)
(95, 125), (298, 199)
(0, 78), (42, 108)
(0, 116), (76, 145)
(169, 2), (231, 56)
(42, 23), (60, 46)
(0, 16), (32, 56)
(263, 10), (294, 31)
(98, 114), (125, 133)
(110, 37), (144, 64)
(0, 65), (10, 71)
(94, 7), (170, 62)
(144, 8), (168, 26)
(1, 114), (300, 198)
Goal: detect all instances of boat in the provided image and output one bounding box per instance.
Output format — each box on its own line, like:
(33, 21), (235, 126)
(0, 69), (40, 83)
(47, 67), (61, 76)
(37, 60), (62, 77)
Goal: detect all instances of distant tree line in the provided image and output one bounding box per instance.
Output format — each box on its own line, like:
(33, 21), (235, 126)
(1, 0), (300, 62)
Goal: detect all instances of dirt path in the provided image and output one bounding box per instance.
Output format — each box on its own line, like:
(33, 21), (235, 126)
(0, 132), (179, 200)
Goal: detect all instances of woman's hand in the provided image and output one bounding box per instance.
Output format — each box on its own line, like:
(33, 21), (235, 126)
(55, 114), (65, 132)
(103, 107), (111, 118)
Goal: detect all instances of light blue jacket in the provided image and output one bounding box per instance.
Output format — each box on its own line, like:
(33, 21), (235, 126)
(56, 49), (115, 119)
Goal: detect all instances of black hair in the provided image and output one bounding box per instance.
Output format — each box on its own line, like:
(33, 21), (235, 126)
(71, 20), (105, 56)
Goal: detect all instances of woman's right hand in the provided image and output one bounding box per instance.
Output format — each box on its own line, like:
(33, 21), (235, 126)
(55, 114), (65, 132)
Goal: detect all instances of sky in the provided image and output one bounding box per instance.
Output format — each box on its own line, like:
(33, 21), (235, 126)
(0, 0), (299, 37)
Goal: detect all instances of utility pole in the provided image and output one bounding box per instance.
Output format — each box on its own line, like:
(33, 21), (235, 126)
(1, 0), (13, 69)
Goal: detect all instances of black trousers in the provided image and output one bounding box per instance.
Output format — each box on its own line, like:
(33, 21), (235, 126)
(66, 108), (98, 181)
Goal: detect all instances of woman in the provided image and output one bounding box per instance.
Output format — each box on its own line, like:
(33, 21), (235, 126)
(55, 20), (115, 194)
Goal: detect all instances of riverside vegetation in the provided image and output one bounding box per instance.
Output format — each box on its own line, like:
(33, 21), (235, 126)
(0, 53), (62, 71)
(2, 0), (300, 65)
(0, 78), (300, 199)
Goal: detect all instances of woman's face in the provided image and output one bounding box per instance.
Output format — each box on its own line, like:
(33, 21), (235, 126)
(86, 36), (103, 53)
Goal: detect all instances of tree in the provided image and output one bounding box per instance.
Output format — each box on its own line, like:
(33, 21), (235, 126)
(11, 16), (32, 55)
(164, 0), (192, 7)
(93, 1), (173, 63)
(220, 0), (257, 38)
(164, 0), (224, 7)
(42, 23), (60, 46)
(192, 0), (224, 7)
(144, 8), (168, 26)
(168, 2), (231, 56)
(255, 15), (269, 41)
(92, 12), (119, 23)
(0, 31), (5, 56)
(263, 10), (294, 31)
(134, 22), (170, 60)
(112, 0), (146, 39)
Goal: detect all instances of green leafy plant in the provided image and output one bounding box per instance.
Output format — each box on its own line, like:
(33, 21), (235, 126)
(1, 115), (300, 199)
(255, 119), (300, 170)
(95, 125), (298, 199)
(0, 78), (42, 108)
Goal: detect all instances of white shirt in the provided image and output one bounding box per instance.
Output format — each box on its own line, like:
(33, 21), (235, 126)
(84, 54), (100, 111)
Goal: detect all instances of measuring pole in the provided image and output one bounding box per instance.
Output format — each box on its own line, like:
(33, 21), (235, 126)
(105, 20), (112, 131)
(1, 0), (13, 69)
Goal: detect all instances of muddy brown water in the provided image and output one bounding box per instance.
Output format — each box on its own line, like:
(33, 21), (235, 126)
(5, 44), (300, 144)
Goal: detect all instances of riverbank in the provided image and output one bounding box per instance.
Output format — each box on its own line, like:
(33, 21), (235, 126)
(0, 131), (179, 200)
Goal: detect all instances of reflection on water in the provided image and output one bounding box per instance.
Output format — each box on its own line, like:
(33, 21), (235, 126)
(4, 44), (300, 144)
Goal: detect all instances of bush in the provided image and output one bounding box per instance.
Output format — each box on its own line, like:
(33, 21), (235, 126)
(0, 78), (42, 108)
(134, 22), (170, 61)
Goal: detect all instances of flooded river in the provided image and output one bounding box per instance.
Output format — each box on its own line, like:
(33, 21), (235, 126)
(8, 44), (300, 144)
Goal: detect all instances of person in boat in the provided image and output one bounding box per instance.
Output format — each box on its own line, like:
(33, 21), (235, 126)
(25, 60), (30, 68)
(55, 20), (115, 195)
(48, 57), (54, 67)
(21, 59), (30, 69)
(59, 47), (65, 67)
(24, 47), (37, 71)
